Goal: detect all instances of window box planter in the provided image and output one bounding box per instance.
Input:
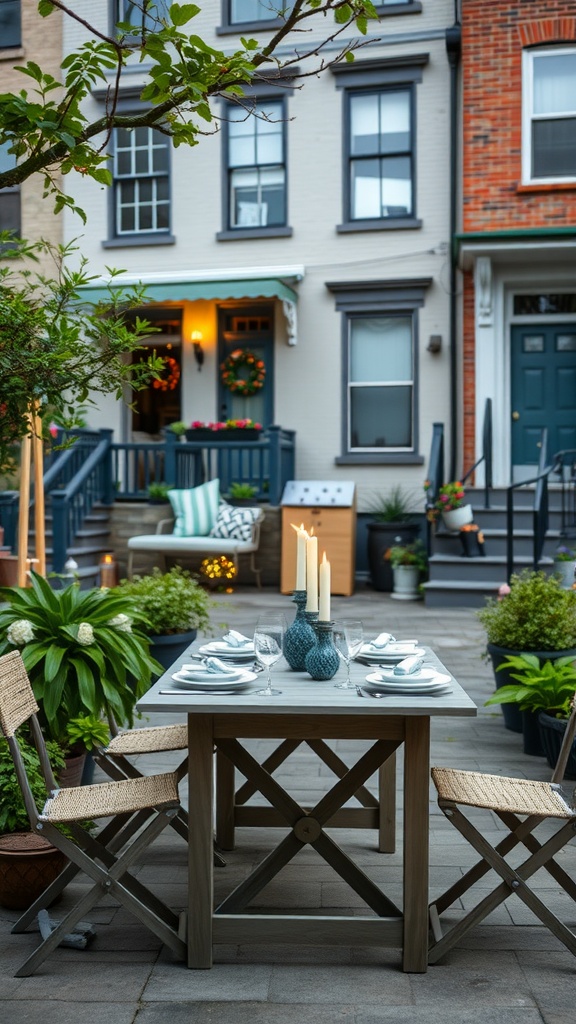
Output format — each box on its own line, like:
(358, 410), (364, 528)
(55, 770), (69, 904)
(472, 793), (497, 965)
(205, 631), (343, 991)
(185, 429), (261, 442)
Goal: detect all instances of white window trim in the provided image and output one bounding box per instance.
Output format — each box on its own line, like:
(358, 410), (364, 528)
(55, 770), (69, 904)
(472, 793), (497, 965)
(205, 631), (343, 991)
(522, 46), (576, 185)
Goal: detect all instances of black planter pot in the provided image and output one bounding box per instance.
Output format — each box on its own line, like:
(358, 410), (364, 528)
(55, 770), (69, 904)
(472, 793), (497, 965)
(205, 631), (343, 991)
(366, 521), (420, 593)
(538, 712), (576, 779)
(521, 710), (544, 757)
(149, 629), (198, 672)
(185, 429), (261, 442)
(487, 643), (576, 737)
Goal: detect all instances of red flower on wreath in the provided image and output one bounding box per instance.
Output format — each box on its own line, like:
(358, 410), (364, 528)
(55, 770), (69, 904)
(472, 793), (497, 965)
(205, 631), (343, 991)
(153, 356), (180, 392)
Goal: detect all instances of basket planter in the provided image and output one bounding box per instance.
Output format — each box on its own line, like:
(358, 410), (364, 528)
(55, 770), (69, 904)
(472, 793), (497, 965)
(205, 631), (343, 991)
(442, 504), (474, 532)
(538, 712), (576, 779)
(185, 429), (261, 442)
(0, 833), (67, 910)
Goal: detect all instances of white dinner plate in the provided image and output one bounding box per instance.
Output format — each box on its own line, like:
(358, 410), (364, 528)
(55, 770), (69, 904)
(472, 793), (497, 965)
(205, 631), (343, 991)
(365, 669), (452, 690)
(177, 664), (246, 683)
(170, 670), (257, 691)
(198, 643), (255, 660)
(358, 646), (425, 664)
(360, 641), (420, 656)
(363, 678), (453, 696)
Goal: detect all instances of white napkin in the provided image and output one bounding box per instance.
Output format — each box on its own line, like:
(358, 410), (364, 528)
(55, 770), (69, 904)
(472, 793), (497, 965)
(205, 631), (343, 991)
(221, 630), (253, 648)
(203, 657), (239, 674)
(393, 655), (425, 676)
(367, 632), (396, 650)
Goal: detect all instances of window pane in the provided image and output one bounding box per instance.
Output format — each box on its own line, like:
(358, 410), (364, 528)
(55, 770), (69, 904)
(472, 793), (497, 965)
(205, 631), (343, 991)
(230, 0), (287, 23)
(381, 155), (412, 214)
(533, 118), (576, 177)
(152, 143), (168, 173)
(350, 317), (412, 381)
(120, 1), (170, 30)
(0, 192), (20, 234)
(0, 1), (21, 48)
(351, 94), (380, 156)
(156, 202), (170, 230)
(116, 149), (132, 176)
(350, 385), (412, 448)
(351, 158), (382, 218)
(534, 53), (576, 115)
(230, 135), (256, 167)
(379, 91), (410, 152)
(0, 140), (16, 175)
(557, 335), (576, 352)
(139, 203), (153, 230)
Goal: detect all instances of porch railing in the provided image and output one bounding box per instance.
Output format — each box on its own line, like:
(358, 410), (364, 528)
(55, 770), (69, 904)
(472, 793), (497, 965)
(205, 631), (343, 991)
(461, 397), (493, 508)
(505, 428), (550, 582)
(550, 448), (576, 538)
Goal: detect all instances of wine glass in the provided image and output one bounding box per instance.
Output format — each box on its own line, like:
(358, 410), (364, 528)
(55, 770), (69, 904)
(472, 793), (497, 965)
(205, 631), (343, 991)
(333, 620), (364, 689)
(254, 614), (286, 696)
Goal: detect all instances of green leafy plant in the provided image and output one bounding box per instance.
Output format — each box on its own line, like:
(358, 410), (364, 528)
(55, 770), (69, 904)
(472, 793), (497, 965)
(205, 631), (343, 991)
(0, 573), (160, 745)
(554, 545), (576, 562)
(368, 485), (416, 524)
(115, 566), (214, 637)
(228, 482), (258, 499)
(388, 540), (428, 572)
(147, 482), (173, 501)
(424, 480), (466, 522)
(167, 421), (188, 436)
(0, 733), (65, 834)
(65, 714), (110, 754)
(477, 570), (576, 651)
(485, 654), (576, 719)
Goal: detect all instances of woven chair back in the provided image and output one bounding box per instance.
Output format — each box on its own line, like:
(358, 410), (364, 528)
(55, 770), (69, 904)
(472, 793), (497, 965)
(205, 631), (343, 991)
(0, 651), (39, 738)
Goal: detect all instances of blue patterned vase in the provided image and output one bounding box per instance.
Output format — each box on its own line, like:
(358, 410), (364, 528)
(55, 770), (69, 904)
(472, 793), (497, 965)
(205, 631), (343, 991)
(283, 592), (317, 671)
(305, 620), (340, 681)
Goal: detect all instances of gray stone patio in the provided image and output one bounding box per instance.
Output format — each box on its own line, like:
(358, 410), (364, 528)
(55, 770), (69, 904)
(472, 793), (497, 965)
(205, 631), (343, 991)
(1, 584), (575, 1022)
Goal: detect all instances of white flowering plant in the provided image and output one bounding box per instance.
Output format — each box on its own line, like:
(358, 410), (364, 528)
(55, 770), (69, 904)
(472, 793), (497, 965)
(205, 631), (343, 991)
(0, 572), (160, 747)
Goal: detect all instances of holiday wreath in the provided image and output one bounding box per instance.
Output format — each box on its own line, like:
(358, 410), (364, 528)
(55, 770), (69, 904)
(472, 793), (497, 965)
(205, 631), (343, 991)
(152, 355), (180, 392)
(220, 348), (266, 397)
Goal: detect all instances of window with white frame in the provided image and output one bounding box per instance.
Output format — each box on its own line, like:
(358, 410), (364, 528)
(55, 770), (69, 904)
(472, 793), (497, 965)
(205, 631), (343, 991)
(116, 1), (170, 31)
(347, 316), (414, 451)
(226, 100), (286, 229)
(113, 126), (170, 236)
(523, 47), (576, 182)
(0, 0), (20, 47)
(348, 88), (413, 221)
(0, 142), (20, 236)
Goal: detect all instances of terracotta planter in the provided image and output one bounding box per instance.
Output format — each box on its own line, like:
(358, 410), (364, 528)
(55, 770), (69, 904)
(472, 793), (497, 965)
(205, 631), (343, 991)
(0, 833), (67, 910)
(442, 504), (474, 532)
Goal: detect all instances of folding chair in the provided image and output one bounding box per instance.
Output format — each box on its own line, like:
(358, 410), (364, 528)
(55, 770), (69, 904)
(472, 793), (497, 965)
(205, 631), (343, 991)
(429, 694), (576, 964)
(0, 650), (187, 976)
(94, 716), (226, 867)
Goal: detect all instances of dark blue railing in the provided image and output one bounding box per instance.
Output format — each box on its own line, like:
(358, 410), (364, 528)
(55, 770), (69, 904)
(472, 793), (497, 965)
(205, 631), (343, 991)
(505, 428), (550, 582)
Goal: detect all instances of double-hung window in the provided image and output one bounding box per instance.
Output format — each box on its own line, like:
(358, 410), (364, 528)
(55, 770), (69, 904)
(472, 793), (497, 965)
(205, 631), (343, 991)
(226, 100), (286, 230)
(523, 48), (576, 183)
(349, 89), (413, 221)
(348, 315), (414, 451)
(113, 126), (170, 237)
(0, 0), (20, 48)
(0, 142), (20, 237)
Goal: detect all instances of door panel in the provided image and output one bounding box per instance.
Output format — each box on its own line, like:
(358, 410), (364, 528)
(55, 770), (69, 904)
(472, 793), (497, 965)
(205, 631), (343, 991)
(511, 323), (576, 474)
(217, 305), (274, 427)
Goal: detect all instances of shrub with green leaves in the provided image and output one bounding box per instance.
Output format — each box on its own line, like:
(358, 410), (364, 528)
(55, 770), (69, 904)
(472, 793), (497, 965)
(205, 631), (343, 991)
(0, 733), (65, 834)
(478, 570), (576, 651)
(0, 573), (159, 745)
(484, 654), (576, 718)
(116, 566), (213, 637)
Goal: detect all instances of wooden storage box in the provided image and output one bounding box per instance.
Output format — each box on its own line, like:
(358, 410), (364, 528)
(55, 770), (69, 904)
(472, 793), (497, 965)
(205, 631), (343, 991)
(280, 482), (356, 596)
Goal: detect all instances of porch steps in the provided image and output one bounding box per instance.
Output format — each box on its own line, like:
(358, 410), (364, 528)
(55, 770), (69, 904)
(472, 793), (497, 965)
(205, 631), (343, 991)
(33, 506), (113, 588)
(423, 487), (566, 608)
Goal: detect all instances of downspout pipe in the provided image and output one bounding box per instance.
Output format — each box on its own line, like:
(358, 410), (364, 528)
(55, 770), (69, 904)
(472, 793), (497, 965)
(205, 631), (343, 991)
(445, 15), (461, 482)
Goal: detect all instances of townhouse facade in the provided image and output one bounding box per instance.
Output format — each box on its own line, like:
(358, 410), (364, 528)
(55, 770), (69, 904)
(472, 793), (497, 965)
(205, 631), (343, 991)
(460, 0), (576, 487)
(57, 0), (457, 513)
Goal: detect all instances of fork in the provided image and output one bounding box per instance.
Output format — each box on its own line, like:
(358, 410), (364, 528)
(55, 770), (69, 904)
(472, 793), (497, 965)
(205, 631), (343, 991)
(356, 686), (386, 699)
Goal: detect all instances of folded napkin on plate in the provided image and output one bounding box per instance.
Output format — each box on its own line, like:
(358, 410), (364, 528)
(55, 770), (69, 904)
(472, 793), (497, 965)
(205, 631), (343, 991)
(366, 632), (396, 650)
(221, 630), (253, 648)
(393, 655), (425, 676)
(203, 657), (239, 674)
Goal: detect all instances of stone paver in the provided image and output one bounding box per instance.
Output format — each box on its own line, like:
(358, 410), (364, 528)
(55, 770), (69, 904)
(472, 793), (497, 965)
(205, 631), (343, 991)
(2, 584), (576, 1022)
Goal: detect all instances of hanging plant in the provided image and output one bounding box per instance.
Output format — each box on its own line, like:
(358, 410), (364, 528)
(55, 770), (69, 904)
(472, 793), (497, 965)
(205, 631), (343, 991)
(220, 348), (265, 397)
(152, 355), (180, 392)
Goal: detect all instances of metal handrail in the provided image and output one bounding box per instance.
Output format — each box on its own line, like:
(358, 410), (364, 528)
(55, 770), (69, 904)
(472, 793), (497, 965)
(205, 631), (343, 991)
(424, 422), (445, 555)
(505, 428), (550, 581)
(461, 397), (492, 508)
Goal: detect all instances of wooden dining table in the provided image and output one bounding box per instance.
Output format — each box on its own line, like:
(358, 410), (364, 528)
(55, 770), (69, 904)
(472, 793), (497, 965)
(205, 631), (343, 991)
(137, 645), (477, 973)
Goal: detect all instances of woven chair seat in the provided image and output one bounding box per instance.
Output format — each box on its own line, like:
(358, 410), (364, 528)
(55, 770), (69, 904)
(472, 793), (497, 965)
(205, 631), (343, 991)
(105, 723), (188, 755)
(432, 767), (574, 818)
(41, 771), (180, 823)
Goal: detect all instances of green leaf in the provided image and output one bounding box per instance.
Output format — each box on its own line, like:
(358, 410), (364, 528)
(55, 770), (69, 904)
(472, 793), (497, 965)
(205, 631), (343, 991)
(169, 3), (200, 27)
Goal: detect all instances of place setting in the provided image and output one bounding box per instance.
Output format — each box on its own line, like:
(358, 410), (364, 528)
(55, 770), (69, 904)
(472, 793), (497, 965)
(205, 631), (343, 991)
(360, 652), (452, 697)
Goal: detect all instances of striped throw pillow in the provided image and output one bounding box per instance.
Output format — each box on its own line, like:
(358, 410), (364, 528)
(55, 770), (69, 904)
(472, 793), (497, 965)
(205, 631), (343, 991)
(168, 479), (220, 537)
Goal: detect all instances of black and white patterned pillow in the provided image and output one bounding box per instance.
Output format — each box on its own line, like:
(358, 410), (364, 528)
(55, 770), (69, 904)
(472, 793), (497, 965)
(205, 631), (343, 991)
(209, 505), (261, 541)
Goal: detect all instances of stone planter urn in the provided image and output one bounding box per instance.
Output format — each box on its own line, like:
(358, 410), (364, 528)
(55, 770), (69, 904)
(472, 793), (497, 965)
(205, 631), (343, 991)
(391, 565), (421, 601)
(553, 560), (576, 590)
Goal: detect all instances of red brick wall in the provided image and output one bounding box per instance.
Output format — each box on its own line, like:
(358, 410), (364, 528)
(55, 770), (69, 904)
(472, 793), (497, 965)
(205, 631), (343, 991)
(462, 1), (576, 231)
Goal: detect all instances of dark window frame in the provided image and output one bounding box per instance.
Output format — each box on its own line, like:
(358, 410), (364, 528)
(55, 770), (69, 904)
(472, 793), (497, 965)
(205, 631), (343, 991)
(109, 121), (173, 244)
(0, 141), (21, 238)
(332, 54), (428, 233)
(0, 0), (21, 49)
(326, 278), (431, 464)
(217, 0), (422, 35)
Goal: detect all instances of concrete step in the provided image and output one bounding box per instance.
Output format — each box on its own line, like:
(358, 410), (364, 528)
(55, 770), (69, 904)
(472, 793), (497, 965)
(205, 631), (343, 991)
(458, 505), (564, 531)
(466, 485), (567, 509)
(428, 553), (554, 584)
(423, 579), (507, 608)
(433, 527), (561, 558)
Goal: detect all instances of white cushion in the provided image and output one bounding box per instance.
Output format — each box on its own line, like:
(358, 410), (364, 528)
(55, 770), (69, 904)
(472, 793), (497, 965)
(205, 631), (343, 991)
(210, 504), (261, 542)
(127, 535), (256, 554)
(167, 479), (220, 537)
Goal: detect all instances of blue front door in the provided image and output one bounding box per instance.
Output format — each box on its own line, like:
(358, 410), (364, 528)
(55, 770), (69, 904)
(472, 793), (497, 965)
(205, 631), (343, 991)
(511, 324), (576, 476)
(217, 305), (274, 427)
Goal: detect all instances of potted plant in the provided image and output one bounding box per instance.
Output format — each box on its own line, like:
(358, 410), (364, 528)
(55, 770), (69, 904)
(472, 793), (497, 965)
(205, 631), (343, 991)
(0, 573), (159, 756)
(425, 480), (473, 532)
(147, 481), (173, 504)
(115, 566), (215, 670)
(388, 541), (428, 601)
(185, 418), (262, 442)
(484, 654), (576, 774)
(366, 486), (421, 592)
(553, 543), (576, 590)
(0, 732), (67, 910)
(226, 482), (259, 506)
(167, 421), (188, 438)
(478, 569), (576, 737)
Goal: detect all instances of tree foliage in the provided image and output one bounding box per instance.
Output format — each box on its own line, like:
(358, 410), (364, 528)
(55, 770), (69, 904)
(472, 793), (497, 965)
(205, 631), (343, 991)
(0, 0), (378, 220)
(0, 234), (165, 473)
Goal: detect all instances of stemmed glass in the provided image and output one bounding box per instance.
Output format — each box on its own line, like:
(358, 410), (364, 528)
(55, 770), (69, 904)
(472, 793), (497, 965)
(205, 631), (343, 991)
(333, 620), (364, 689)
(254, 614), (286, 696)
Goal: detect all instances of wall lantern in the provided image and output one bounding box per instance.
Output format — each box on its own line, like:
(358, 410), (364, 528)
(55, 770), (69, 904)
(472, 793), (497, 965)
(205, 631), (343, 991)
(191, 331), (204, 371)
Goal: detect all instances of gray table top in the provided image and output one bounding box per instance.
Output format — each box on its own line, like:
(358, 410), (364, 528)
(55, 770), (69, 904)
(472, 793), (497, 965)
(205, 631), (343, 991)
(137, 642), (477, 719)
